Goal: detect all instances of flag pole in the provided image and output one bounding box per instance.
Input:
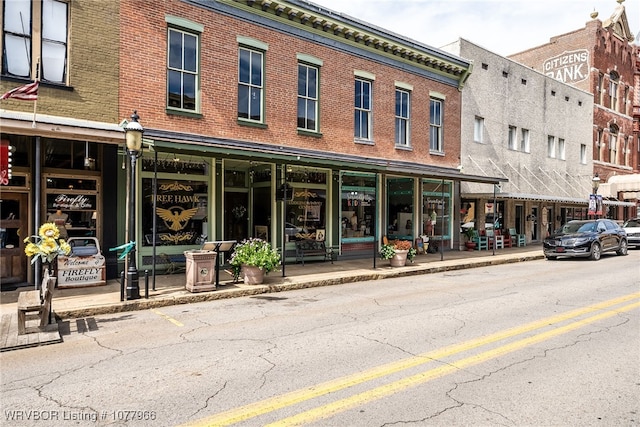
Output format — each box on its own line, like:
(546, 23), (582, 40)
(32, 57), (40, 128)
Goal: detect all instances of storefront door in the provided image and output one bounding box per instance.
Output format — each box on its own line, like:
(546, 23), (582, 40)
(0, 192), (28, 286)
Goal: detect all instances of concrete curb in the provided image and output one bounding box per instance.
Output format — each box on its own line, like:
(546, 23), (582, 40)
(53, 253), (544, 319)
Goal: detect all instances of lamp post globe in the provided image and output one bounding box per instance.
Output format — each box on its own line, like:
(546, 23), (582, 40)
(124, 111), (143, 300)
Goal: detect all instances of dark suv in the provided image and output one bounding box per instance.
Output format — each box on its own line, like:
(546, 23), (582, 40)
(543, 219), (628, 260)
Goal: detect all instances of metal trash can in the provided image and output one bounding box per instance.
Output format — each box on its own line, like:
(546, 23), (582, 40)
(184, 250), (217, 292)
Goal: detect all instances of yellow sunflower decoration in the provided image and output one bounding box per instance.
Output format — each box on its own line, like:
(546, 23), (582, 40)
(24, 222), (72, 264)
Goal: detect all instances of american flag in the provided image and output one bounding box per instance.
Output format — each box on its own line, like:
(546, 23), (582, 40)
(0, 81), (39, 101)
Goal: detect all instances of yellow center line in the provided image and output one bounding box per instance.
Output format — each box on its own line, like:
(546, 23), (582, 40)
(152, 309), (183, 327)
(268, 300), (640, 426)
(185, 292), (639, 427)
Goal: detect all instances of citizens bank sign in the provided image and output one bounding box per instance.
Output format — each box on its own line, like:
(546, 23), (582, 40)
(543, 49), (589, 84)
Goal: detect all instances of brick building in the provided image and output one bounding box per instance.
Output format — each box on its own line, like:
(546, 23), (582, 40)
(509, 0), (638, 218)
(442, 38), (594, 245)
(116, 0), (503, 271)
(1, 0), (123, 285)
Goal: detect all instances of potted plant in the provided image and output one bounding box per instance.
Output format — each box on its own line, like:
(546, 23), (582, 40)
(229, 238), (281, 284)
(23, 222), (72, 274)
(379, 239), (417, 267)
(463, 227), (476, 250)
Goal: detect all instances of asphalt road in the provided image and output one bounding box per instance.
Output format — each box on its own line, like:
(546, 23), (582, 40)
(1, 251), (639, 426)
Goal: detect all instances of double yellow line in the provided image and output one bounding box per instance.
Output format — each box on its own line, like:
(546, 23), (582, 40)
(187, 292), (640, 427)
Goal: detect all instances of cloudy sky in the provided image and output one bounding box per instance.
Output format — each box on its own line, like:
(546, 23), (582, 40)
(306, 0), (640, 56)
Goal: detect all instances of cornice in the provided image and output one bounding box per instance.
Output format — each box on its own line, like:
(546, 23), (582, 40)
(216, 0), (471, 89)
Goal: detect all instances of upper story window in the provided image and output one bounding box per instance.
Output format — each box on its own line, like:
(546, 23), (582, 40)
(474, 117), (484, 143)
(508, 125), (517, 150)
(597, 73), (604, 105)
(609, 124), (619, 164)
(520, 128), (530, 153)
(429, 98), (443, 152)
(2, 0), (68, 84)
(547, 136), (556, 158)
(297, 62), (319, 132)
(558, 138), (565, 160)
(395, 88), (410, 147)
(609, 71), (619, 112)
(167, 27), (199, 112)
(238, 41), (266, 123)
(580, 144), (587, 164)
(354, 78), (372, 141)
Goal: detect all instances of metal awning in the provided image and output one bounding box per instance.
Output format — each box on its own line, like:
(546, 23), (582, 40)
(463, 192), (636, 207)
(146, 129), (506, 185)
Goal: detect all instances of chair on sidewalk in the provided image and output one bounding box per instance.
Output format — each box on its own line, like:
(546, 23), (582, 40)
(500, 229), (512, 248)
(485, 229), (504, 250)
(509, 228), (526, 247)
(471, 230), (488, 250)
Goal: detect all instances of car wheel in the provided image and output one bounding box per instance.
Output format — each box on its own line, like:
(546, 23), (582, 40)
(590, 242), (601, 260)
(545, 256), (557, 261)
(616, 239), (628, 256)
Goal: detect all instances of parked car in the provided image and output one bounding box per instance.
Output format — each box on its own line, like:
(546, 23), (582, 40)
(543, 219), (628, 261)
(622, 217), (640, 248)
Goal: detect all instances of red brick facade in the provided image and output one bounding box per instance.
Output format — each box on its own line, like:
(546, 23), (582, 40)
(118, 0), (462, 169)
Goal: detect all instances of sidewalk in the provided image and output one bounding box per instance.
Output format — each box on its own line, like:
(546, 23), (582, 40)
(1, 245), (543, 351)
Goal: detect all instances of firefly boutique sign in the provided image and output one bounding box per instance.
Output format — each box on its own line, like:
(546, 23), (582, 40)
(543, 49), (589, 84)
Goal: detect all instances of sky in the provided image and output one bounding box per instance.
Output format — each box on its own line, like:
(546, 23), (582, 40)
(305, 0), (640, 56)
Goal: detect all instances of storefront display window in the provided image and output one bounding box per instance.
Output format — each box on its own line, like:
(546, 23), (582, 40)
(142, 178), (208, 246)
(285, 169), (327, 241)
(341, 173), (376, 241)
(422, 179), (452, 240)
(43, 138), (101, 171)
(387, 177), (414, 240)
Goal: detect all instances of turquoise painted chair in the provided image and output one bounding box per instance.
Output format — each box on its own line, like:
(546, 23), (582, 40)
(471, 230), (489, 250)
(509, 228), (526, 247)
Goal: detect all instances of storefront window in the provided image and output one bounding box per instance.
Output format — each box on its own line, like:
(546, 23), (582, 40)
(142, 178), (208, 246)
(387, 177), (414, 240)
(43, 138), (101, 171)
(285, 169), (327, 241)
(422, 179), (452, 240)
(341, 173), (376, 241)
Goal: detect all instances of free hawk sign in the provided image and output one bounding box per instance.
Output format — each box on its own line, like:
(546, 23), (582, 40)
(543, 49), (589, 84)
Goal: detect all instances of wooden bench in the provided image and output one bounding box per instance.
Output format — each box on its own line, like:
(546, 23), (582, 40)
(294, 239), (333, 265)
(17, 271), (57, 335)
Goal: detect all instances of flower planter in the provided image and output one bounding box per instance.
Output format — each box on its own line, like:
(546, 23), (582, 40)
(389, 249), (409, 267)
(242, 265), (265, 285)
(465, 241), (477, 251)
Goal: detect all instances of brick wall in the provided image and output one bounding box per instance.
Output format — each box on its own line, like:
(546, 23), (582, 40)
(0, 0), (120, 124)
(119, 0), (462, 168)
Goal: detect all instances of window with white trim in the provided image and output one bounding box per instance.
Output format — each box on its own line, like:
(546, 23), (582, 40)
(580, 144), (587, 164)
(547, 136), (556, 158)
(596, 129), (603, 161)
(508, 126), (517, 150)
(238, 47), (264, 122)
(395, 88), (410, 146)
(354, 78), (372, 140)
(609, 71), (619, 112)
(167, 27), (199, 111)
(609, 124), (618, 164)
(2, 0), (68, 83)
(429, 98), (443, 152)
(520, 128), (530, 153)
(558, 138), (565, 160)
(297, 63), (318, 132)
(474, 117), (484, 143)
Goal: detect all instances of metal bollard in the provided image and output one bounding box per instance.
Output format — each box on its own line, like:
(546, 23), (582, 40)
(120, 270), (125, 302)
(144, 270), (149, 299)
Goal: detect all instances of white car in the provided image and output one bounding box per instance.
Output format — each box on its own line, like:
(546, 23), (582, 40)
(622, 218), (640, 248)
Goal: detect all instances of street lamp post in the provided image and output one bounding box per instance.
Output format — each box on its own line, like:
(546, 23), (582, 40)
(124, 111), (144, 300)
